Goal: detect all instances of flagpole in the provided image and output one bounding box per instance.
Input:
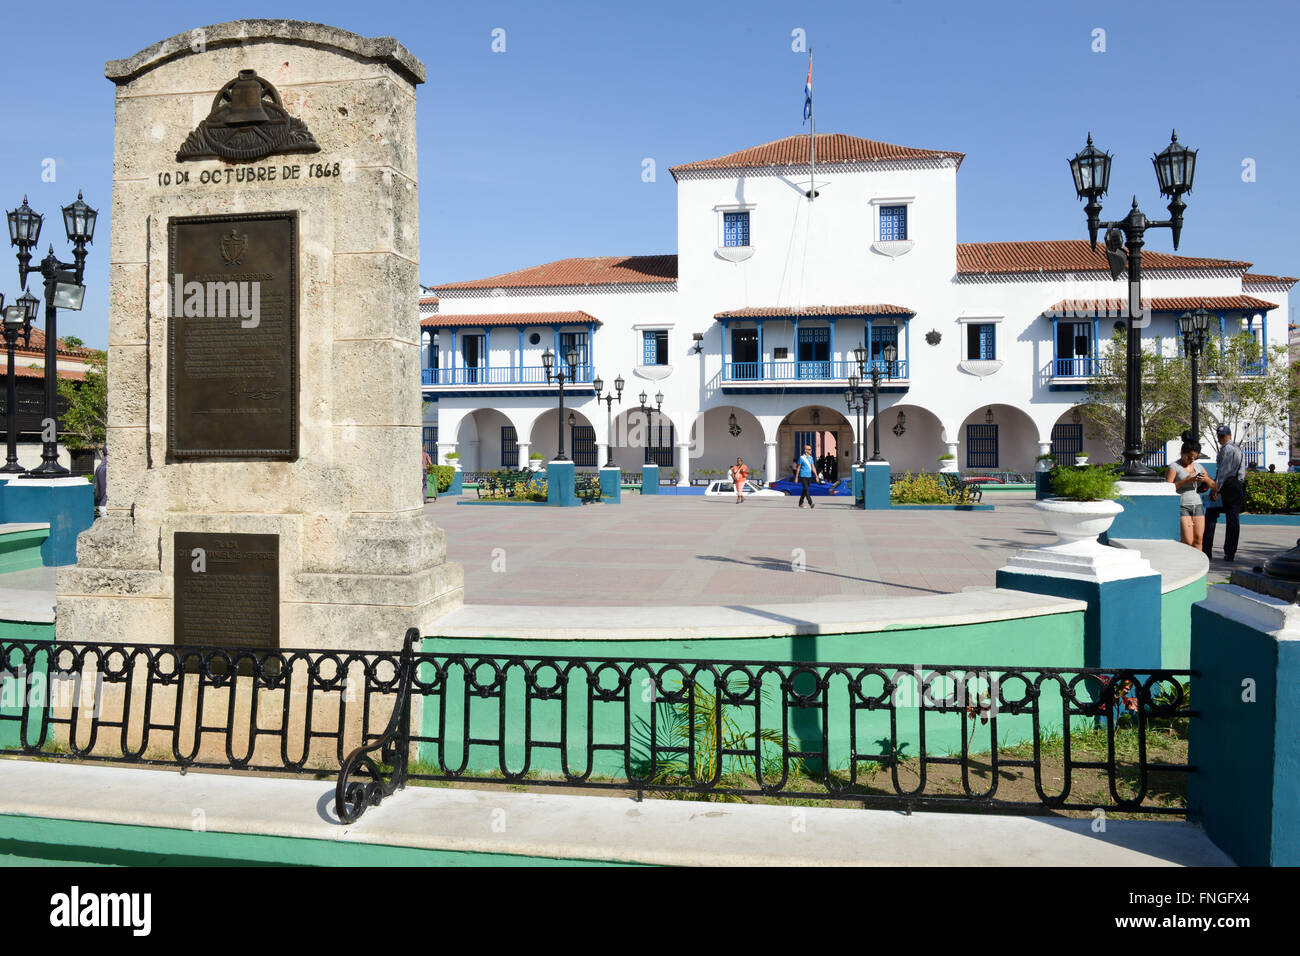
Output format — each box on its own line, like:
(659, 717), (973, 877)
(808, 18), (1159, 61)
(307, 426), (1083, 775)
(808, 49), (816, 201)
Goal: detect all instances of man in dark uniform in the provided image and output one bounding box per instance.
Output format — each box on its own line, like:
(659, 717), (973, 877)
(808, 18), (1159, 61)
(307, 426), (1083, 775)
(1203, 424), (1246, 562)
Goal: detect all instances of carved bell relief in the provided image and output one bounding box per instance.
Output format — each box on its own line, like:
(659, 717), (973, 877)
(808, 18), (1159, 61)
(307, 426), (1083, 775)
(177, 69), (320, 163)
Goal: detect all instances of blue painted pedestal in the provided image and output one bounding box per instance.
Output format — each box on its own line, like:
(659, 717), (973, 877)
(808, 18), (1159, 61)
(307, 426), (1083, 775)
(862, 462), (891, 510)
(0, 477), (94, 567)
(547, 460), (579, 507)
(599, 467), (621, 503)
(1189, 585), (1300, 866)
(447, 468), (463, 496)
(852, 466), (865, 508)
(1104, 480), (1179, 541)
(641, 464), (660, 495)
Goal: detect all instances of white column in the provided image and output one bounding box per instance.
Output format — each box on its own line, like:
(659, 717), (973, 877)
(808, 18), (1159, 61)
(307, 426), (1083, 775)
(468, 439), (481, 472)
(437, 441), (458, 467)
(764, 441), (778, 485)
(676, 443), (691, 486)
(941, 442), (959, 473)
(1037, 441), (1052, 472)
(596, 441), (609, 468)
(517, 441), (532, 470)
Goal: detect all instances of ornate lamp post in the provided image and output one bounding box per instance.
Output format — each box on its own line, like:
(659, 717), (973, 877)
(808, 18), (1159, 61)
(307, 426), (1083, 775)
(844, 379), (864, 464)
(1178, 305), (1211, 447)
(868, 343), (898, 462)
(1069, 131), (1196, 478)
(542, 344), (581, 461)
(3, 289), (40, 472)
(6, 193), (96, 478)
(592, 372), (624, 466)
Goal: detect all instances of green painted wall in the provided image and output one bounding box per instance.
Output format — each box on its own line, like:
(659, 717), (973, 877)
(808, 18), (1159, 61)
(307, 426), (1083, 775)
(418, 611), (1087, 780)
(1160, 577), (1206, 671)
(0, 528), (48, 574)
(0, 815), (641, 867)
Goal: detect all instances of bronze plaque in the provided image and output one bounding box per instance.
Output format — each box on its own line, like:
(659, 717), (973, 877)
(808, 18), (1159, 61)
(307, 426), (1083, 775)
(168, 212), (298, 460)
(174, 532), (279, 650)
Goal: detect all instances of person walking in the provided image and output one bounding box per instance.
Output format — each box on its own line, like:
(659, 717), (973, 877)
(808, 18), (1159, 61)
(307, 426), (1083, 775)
(422, 448), (435, 501)
(1204, 424), (1246, 562)
(795, 444), (822, 509)
(1167, 441), (1214, 551)
(93, 447), (107, 516)
(729, 457), (749, 503)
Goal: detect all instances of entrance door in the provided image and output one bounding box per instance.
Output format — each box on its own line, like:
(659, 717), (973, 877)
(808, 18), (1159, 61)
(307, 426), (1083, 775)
(462, 334), (483, 383)
(966, 424), (998, 469)
(731, 328), (759, 379)
(797, 327), (830, 379)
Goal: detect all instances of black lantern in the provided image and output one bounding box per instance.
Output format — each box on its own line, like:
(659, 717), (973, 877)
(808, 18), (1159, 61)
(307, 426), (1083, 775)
(16, 289), (39, 323)
(564, 346), (581, 371)
(1069, 133), (1113, 200)
(638, 391), (648, 407)
(882, 342), (898, 371)
(7, 196), (42, 249)
(985, 408), (995, 424)
(655, 391), (664, 408)
(541, 348), (555, 373)
(567, 412), (575, 427)
(1177, 305), (1211, 341)
(592, 374), (603, 394)
(853, 344), (868, 367)
(1152, 130), (1196, 198)
(614, 374), (625, 396)
(62, 191), (98, 245)
(1178, 305), (1212, 444)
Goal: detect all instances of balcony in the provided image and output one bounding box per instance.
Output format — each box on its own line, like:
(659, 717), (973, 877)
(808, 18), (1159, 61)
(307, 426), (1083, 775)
(721, 359), (908, 392)
(422, 364), (595, 392)
(1048, 354), (1262, 388)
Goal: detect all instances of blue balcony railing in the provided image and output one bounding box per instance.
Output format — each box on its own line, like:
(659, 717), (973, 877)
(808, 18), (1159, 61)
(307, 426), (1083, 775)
(1052, 355), (1264, 379)
(723, 359), (907, 382)
(422, 365), (594, 387)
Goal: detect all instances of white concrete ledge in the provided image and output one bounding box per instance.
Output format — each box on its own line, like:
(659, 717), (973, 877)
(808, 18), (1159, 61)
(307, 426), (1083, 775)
(434, 589), (1085, 641)
(1110, 538), (1209, 594)
(0, 761), (1230, 867)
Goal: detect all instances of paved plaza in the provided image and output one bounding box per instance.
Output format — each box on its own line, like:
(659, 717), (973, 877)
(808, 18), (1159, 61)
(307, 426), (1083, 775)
(427, 492), (1295, 606)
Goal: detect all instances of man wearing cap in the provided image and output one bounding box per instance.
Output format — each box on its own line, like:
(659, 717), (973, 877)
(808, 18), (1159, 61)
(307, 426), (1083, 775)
(1203, 424), (1246, 562)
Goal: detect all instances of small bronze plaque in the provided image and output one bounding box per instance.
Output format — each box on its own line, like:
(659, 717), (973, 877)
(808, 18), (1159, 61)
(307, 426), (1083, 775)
(168, 211), (298, 460)
(174, 532), (280, 650)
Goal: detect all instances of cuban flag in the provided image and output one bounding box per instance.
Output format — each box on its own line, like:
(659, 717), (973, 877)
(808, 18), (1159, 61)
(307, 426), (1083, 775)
(802, 59), (812, 124)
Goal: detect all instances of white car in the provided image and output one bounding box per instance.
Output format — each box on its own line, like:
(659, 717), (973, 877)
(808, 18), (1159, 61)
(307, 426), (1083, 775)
(703, 479), (784, 499)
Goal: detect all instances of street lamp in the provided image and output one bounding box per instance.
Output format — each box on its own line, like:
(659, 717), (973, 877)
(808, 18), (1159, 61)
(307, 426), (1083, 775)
(1178, 305), (1212, 447)
(3, 289), (38, 473)
(6, 191), (97, 478)
(592, 373), (624, 467)
(1069, 130), (1196, 479)
(542, 344), (582, 460)
(867, 343), (898, 462)
(843, 385), (864, 465)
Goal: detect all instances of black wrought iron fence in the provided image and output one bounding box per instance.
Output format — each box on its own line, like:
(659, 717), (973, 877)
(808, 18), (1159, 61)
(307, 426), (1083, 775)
(0, 637), (405, 775)
(0, 634), (1195, 827)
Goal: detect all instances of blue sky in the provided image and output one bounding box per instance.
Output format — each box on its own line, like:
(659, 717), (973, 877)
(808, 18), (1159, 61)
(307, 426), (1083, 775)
(2, 0), (1296, 347)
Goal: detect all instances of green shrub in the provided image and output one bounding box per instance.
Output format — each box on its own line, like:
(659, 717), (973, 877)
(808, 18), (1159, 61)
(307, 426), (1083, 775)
(1244, 472), (1294, 514)
(428, 465), (456, 493)
(1050, 465), (1119, 501)
(890, 472), (959, 504)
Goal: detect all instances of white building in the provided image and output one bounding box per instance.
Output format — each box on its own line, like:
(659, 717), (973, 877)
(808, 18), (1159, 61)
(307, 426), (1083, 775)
(420, 133), (1295, 482)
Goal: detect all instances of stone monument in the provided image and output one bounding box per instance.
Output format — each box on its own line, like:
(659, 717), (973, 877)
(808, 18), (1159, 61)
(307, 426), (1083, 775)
(57, 21), (462, 651)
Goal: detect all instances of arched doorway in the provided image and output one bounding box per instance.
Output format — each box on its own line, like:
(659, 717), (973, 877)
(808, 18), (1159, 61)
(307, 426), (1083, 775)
(529, 407), (599, 468)
(609, 405), (679, 473)
(692, 405), (767, 482)
(1050, 404), (1115, 466)
(873, 403), (945, 472)
(778, 405), (853, 482)
(957, 404), (1039, 476)
(454, 408), (521, 472)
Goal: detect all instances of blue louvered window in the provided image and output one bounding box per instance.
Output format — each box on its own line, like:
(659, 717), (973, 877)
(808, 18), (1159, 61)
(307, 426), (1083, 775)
(501, 426), (518, 468)
(966, 323), (996, 360)
(723, 211), (750, 247)
(643, 329), (668, 366)
(966, 424), (998, 469)
(880, 205), (908, 241)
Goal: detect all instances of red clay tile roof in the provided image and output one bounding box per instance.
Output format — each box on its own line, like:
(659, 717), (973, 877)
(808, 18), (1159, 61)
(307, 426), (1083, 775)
(715, 305), (915, 319)
(670, 134), (964, 177)
(1242, 273), (1297, 287)
(15, 328), (100, 358)
(421, 311), (603, 329)
(957, 240), (1250, 275)
(1, 359), (88, 381)
(1046, 295), (1278, 315)
(433, 256), (677, 291)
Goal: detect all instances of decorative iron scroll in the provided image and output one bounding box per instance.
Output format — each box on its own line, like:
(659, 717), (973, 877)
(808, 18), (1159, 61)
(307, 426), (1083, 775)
(177, 69), (320, 162)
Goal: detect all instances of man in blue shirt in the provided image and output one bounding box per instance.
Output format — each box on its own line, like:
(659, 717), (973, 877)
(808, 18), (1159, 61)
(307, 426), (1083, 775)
(1204, 424), (1246, 562)
(796, 444), (822, 508)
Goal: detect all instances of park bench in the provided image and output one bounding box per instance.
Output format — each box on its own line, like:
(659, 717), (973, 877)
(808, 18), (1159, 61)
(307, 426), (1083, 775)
(576, 473), (602, 504)
(938, 472), (983, 504)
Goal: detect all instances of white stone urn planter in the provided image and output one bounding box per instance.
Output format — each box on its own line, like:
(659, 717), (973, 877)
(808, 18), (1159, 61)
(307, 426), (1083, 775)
(1074, 454), (1090, 466)
(1035, 497), (1120, 546)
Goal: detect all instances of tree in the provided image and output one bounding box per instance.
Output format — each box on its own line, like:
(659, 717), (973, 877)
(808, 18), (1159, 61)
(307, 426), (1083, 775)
(1081, 329), (1190, 461)
(55, 351), (107, 453)
(1197, 330), (1299, 453)
(60, 335), (85, 349)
